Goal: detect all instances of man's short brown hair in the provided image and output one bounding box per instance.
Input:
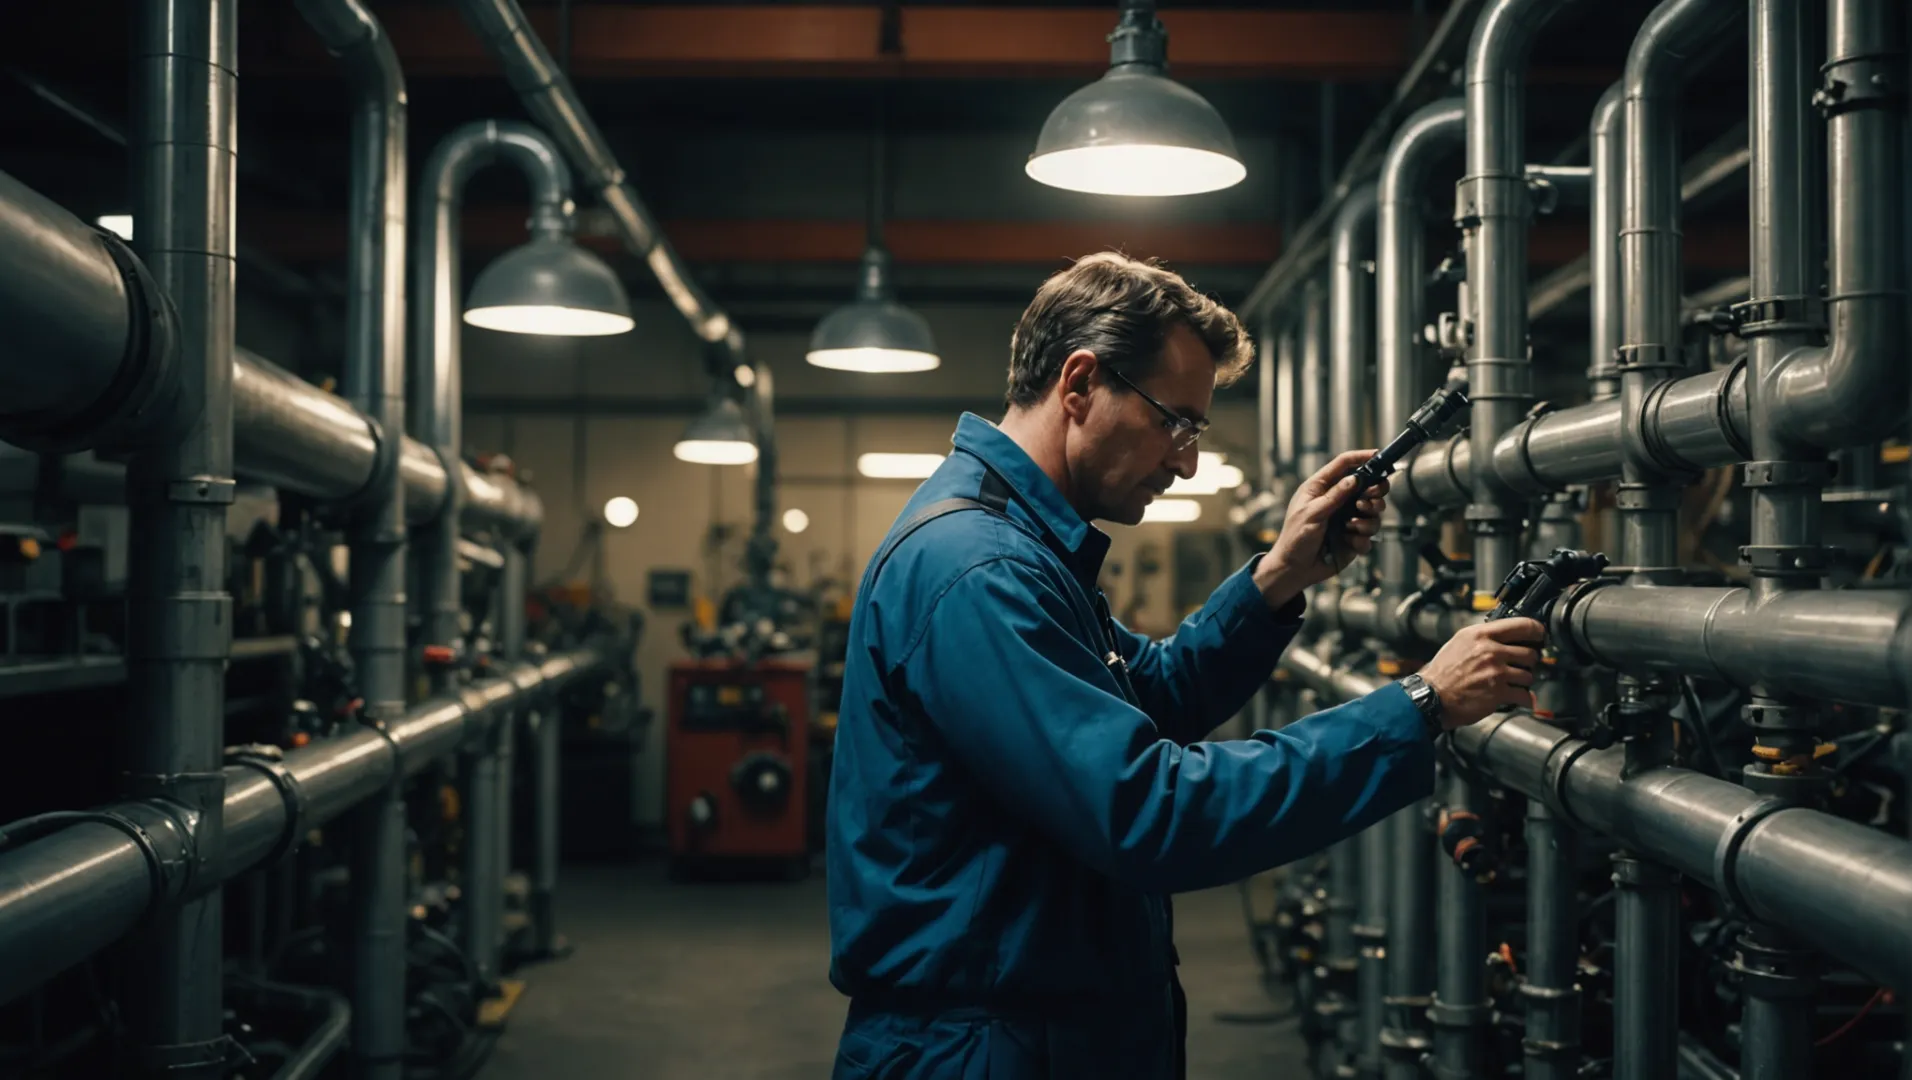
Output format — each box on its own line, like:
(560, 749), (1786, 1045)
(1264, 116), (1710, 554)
(1005, 251), (1252, 409)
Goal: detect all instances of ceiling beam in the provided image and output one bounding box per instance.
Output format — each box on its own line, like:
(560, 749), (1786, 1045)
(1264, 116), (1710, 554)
(245, 209), (1285, 267)
(247, 5), (1418, 80)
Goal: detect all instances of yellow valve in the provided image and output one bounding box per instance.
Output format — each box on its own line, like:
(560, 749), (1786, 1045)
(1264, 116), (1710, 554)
(1751, 744), (1785, 761)
(17, 538), (39, 560)
(1881, 443), (1909, 465)
(1813, 742), (1838, 759)
(1472, 592), (1496, 612)
(1377, 658), (1403, 676)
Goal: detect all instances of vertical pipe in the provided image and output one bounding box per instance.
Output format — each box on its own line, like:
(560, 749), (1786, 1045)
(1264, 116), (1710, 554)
(1375, 98), (1465, 637)
(1429, 773), (1488, 1080)
(1383, 806), (1436, 1080)
(1618, 0), (1738, 580)
(530, 705), (562, 956)
(1258, 319), (1278, 491)
(1460, 0), (1565, 590)
(462, 734), (502, 988)
(1589, 83), (1625, 404)
(1298, 277), (1330, 479)
(1521, 803), (1581, 1080)
(293, 4), (410, 1076)
(1276, 319), (1301, 480)
(1325, 838), (1362, 1069)
(123, 1), (236, 1074)
(1330, 183), (1380, 456)
(1355, 821), (1390, 1079)
(1733, 928), (1817, 1080)
(1611, 855), (1680, 1080)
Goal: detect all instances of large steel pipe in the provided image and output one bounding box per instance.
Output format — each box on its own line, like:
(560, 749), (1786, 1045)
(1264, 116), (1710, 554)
(1589, 83), (1625, 402)
(0, 648), (611, 1008)
(0, 170), (176, 451)
(1453, 713), (1912, 992)
(1298, 277), (1330, 478)
(1557, 582), (1912, 708)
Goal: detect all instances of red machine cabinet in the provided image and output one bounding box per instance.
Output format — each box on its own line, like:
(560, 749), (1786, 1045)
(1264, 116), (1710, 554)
(665, 658), (811, 876)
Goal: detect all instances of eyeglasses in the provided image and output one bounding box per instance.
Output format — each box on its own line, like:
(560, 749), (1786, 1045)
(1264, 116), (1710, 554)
(1103, 365), (1210, 450)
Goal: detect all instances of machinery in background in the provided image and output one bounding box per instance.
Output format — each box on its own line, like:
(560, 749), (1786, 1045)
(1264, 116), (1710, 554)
(666, 657), (813, 879)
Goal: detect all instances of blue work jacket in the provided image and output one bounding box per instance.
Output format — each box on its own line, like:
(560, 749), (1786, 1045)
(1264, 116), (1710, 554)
(827, 414), (1436, 1079)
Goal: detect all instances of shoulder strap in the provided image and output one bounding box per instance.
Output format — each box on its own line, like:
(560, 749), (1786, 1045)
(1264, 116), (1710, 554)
(866, 498), (996, 590)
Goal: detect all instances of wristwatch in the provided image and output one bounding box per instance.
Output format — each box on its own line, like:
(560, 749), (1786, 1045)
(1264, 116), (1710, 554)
(1399, 673), (1446, 740)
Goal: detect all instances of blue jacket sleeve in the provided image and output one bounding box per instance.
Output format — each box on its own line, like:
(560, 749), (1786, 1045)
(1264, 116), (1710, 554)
(1112, 556), (1306, 745)
(899, 556), (1436, 894)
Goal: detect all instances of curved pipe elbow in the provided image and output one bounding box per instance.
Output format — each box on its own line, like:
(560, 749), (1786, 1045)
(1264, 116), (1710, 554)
(1463, 0), (1560, 175)
(1774, 328), (1912, 449)
(1622, 0), (1741, 102)
(1379, 100), (1467, 206)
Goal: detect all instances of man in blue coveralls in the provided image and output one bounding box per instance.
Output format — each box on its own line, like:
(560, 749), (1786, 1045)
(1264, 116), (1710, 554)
(827, 252), (1544, 1079)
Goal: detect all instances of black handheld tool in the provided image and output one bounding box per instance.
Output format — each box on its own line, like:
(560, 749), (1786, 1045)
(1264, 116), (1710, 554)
(1322, 386), (1470, 560)
(1485, 548), (1608, 623)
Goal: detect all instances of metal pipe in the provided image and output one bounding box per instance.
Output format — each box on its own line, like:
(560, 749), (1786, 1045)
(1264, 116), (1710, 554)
(1557, 581), (1912, 709)
(1522, 802), (1580, 1079)
(455, 0), (779, 590)
(1355, 818), (1389, 1079)
(0, 648), (611, 1008)
(529, 704), (562, 957)
(292, 3), (410, 1076)
(1617, 0), (1739, 580)
(1330, 182), (1380, 455)
(412, 120), (572, 659)
(1589, 83), (1625, 402)
(1325, 837), (1362, 1070)
(1734, 927), (1817, 1080)
(1459, 0), (1565, 591)
(0, 169), (174, 450)
(1612, 853), (1680, 1080)
(1276, 319), (1300, 479)
(1769, 0), (1908, 448)
(120, 1), (237, 1073)
(1299, 277), (1330, 478)
(1258, 320), (1278, 490)
(1430, 772), (1488, 1080)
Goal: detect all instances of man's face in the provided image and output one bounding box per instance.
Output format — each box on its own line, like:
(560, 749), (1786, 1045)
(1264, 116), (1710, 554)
(1068, 323), (1213, 526)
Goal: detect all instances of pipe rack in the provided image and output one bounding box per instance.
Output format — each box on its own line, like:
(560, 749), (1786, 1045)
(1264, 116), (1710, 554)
(0, 648), (612, 1008)
(1261, 0), (1912, 1075)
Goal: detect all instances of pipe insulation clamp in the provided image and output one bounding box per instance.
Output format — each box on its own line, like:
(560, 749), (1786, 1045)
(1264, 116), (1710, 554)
(225, 745), (310, 864)
(0, 226), (180, 453)
(334, 413), (402, 524)
(1815, 50), (1905, 116)
(1709, 796), (1792, 917)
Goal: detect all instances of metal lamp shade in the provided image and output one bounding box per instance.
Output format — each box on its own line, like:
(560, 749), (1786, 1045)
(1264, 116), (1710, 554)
(807, 298), (941, 373)
(463, 235), (636, 336)
(1026, 66), (1245, 197)
(672, 397), (758, 465)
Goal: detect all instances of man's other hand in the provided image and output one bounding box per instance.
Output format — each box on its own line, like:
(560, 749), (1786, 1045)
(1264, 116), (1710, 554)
(1254, 450), (1387, 606)
(1419, 619), (1545, 729)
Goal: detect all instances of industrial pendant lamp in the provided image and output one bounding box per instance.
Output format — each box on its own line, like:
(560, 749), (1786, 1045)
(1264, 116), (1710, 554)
(807, 98), (940, 373)
(673, 393), (759, 466)
(463, 227), (635, 337)
(1026, 0), (1245, 197)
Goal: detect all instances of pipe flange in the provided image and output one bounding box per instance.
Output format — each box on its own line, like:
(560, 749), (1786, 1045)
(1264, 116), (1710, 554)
(1463, 504), (1524, 534)
(1816, 55), (1904, 115)
(332, 412), (403, 524)
(1516, 982), (1578, 1003)
(119, 769), (225, 895)
(1351, 921), (1385, 942)
(1520, 1038), (1581, 1061)
(225, 745), (309, 864)
(0, 226), (181, 454)
(1609, 853), (1679, 889)
(1709, 796), (1790, 914)
(1730, 294), (1826, 336)
(1378, 1029), (1431, 1056)
(356, 706), (409, 782)
(61, 804), (180, 920)
(427, 442), (467, 527)
(1730, 931), (1818, 998)
(1453, 174), (1532, 225)
(1613, 484), (1683, 511)
(1738, 700), (1822, 735)
(1636, 377), (1715, 480)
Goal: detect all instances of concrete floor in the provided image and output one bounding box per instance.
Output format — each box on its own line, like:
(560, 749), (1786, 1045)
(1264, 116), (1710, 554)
(482, 862), (1308, 1080)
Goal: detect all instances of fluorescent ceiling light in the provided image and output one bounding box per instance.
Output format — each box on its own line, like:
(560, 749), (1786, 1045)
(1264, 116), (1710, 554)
(603, 496), (639, 529)
(857, 453), (945, 480)
(1141, 498), (1203, 524)
(96, 214), (134, 241)
(674, 440), (759, 466)
(782, 508), (810, 534)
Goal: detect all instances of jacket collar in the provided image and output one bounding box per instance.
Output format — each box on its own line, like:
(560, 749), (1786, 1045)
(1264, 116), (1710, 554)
(951, 412), (1111, 583)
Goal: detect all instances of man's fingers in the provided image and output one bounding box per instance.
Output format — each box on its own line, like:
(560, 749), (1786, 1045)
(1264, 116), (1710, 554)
(1493, 644), (1540, 670)
(1478, 617), (1546, 644)
(1503, 666), (1535, 690)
